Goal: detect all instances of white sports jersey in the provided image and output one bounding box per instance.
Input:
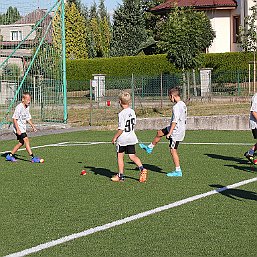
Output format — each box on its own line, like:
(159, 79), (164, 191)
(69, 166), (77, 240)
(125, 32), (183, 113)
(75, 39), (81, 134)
(12, 103), (31, 133)
(117, 107), (138, 146)
(250, 93), (257, 129)
(170, 100), (187, 141)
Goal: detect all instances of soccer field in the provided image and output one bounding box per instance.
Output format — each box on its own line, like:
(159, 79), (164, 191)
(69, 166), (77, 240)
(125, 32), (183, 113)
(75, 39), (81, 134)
(1, 130), (256, 257)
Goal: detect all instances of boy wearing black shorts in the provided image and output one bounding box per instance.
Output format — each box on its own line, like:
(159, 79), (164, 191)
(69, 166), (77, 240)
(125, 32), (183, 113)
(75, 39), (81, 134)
(111, 92), (147, 182)
(6, 92), (42, 163)
(140, 87), (187, 177)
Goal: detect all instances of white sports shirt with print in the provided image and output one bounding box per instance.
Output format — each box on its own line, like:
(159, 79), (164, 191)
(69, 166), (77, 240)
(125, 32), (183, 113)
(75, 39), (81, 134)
(250, 93), (257, 129)
(171, 100), (187, 141)
(117, 107), (138, 146)
(12, 103), (31, 133)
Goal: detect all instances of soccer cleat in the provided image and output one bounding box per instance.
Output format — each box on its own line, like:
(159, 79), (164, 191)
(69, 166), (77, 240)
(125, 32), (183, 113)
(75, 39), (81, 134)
(166, 170), (182, 177)
(6, 154), (17, 162)
(111, 174), (124, 182)
(139, 143), (153, 154)
(139, 169), (148, 182)
(244, 152), (255, 164)
(31, 156), (41, 163)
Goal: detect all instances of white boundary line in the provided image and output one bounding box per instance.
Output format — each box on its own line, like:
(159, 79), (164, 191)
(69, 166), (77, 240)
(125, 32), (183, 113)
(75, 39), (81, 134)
(4, 177), (257, 257)
(0, 141), (254, 155)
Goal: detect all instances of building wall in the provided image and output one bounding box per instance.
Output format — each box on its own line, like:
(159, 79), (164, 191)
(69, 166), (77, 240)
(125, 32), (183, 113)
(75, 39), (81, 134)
(207, 10), (232, 53)
(0, 24), (36, 41)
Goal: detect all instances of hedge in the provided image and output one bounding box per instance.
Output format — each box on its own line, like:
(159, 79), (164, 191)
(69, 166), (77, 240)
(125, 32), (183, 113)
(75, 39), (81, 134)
(66, 52), (255, 90)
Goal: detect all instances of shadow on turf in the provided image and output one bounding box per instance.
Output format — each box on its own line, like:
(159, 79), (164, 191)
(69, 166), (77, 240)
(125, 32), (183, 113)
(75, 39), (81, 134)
(209, 184), (257, 201)
(83, 165), (138, 181)
(1, 153), (30, 162)
(127, 161), (166, 174)
(205, 154), (249, 165)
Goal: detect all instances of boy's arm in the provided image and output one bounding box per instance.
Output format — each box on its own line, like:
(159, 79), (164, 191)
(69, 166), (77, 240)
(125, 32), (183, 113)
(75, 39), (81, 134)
(251, 111), (257, 120)
(13, 119), (21, 135)
(27, 119), (37, 132)
(166, 122), (176, 139)
(112, 129), (123, 144)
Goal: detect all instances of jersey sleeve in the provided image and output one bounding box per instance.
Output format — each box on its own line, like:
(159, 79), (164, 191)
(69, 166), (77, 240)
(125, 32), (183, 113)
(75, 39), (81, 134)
(251, 95), (257, 112)
(12, 105), (20, 119)
(118, 112), (125, 130)
(26, 109), (32, 121)
(172, 105), (180, 123)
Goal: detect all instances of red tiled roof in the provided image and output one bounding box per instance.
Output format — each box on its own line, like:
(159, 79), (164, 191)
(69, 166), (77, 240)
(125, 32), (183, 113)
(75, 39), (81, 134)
(151, 0), (237, 12)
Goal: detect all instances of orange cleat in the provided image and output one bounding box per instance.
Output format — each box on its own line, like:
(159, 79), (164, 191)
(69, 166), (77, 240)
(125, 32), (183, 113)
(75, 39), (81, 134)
(139, 169), (148, 183)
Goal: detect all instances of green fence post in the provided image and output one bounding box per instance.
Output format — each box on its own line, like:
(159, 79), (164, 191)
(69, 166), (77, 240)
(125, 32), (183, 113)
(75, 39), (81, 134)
(131, 74), (135, 109)
(61, 0), (68, 123)
(237, 71), (241, 96)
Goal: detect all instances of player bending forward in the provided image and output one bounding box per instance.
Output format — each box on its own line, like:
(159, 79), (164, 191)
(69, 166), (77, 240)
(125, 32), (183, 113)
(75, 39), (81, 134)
(140, 87), (187, 177)
(111, 92), (147, 182)
(6, 92), (43, 163)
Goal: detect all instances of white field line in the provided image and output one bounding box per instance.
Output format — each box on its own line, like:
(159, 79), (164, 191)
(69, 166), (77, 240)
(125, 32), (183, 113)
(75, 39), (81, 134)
(4, 177), (257, 257)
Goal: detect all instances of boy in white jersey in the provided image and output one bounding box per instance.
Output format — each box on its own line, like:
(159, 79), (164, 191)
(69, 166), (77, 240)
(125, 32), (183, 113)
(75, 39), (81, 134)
(140, 87), (187, 177)
(111, 92), (147, 182)
(244, 92), (257, 164)
(6, 92), (42, 163)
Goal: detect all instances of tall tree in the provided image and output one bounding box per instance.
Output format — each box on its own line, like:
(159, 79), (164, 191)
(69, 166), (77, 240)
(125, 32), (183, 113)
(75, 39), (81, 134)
(0, 6), (21, 25)
(159, 6), (215, 98)
(65, 3), (88, 59)
(111, 0), (147, 57)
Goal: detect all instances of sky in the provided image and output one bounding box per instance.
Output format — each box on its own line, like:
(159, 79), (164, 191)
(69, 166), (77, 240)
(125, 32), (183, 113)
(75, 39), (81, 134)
(0, 0), (123, 16)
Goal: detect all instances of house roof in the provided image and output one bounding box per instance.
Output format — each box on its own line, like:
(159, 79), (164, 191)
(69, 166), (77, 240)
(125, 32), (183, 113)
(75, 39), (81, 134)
(14, 9), (53, 44)
(151, 0), (237, 12)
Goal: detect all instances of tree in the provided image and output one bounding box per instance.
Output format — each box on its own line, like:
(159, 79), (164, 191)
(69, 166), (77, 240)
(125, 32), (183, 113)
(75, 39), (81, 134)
(65, 3), (88, 59)
(0, 6), (21, 25)
(111, 0), (147, 57)
(159, 6), (215, 98)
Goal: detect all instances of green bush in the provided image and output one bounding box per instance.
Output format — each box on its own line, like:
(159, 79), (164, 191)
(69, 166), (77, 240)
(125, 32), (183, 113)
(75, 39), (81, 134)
(66, 52), (255, 91)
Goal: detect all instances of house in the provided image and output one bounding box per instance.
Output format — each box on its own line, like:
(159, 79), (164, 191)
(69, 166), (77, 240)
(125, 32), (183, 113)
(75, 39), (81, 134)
(0, 9), (53, 104)
(150, 0), (254, 53)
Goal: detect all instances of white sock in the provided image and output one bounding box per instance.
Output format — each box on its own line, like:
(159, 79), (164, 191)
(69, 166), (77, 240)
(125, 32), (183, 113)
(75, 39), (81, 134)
(176, 166), (181, 171)
(148, 143), (155, 148)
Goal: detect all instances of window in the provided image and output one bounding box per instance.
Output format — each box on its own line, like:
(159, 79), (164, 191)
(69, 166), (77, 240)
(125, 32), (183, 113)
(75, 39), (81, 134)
(10, 31), (22, 41)
(233, 16), (240, 43)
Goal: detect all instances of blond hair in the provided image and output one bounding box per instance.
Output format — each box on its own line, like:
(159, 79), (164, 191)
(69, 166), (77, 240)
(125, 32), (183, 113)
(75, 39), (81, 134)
(119, 91), (131, 105)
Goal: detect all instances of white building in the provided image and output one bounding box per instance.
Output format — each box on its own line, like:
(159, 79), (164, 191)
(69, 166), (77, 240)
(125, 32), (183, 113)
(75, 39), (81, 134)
(151, 0), (255, 53)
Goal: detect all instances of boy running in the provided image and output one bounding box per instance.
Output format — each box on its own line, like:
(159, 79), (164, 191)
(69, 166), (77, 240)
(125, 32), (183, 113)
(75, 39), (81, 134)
(244, 92), (257, 163)
(140, 87), (187, 177)
(111, 92), (147, 182)
(6, 92), (42, 163)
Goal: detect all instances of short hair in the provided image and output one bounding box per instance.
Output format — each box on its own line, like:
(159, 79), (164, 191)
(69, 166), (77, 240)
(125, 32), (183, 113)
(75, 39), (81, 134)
(119, 91), (131, 105)
(169, 87), (180, 97)
(22, 92), (31, 98)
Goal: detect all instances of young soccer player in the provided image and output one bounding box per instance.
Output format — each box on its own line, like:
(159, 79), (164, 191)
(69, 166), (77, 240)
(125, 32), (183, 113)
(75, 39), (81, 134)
(244, 92), (257, 164)
(139, 87), (187, 177)
(6, 92), (42, 163)
(111, 92), (147, 182)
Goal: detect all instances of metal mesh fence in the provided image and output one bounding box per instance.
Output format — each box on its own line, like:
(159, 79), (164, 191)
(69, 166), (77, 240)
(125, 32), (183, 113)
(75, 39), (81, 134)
(67, 70), (253, 126)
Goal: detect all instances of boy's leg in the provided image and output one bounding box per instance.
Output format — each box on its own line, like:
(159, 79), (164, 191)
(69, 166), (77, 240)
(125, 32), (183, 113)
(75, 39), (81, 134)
(23, 137), (33, 156)
(245, 129), (257, 164)
(128, 147), (148, 182)
(111, 145), (125, 182)
(6, 133), (25, 161)
(167, 140), (182, 177)
(140, 127), (167, 154)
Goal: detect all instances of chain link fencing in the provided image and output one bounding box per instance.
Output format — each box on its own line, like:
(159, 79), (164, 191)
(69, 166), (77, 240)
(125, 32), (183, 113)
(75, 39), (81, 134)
(67, 70), (253, 126)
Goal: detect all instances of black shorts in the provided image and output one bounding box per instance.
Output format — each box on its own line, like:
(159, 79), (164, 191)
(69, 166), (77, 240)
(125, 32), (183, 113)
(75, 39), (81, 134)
(252, 129), (257, 139)
(117, 144), (136, 154)
(16, 133), (27, 143)
(161, 126), (180, 149)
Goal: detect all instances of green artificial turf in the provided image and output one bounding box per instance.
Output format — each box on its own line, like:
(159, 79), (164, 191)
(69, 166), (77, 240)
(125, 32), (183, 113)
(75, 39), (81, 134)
(0, 130), (256, 256)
